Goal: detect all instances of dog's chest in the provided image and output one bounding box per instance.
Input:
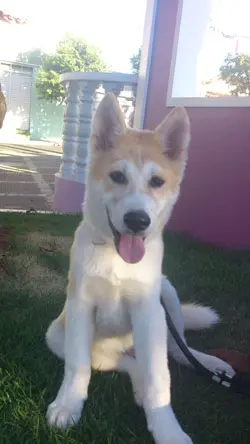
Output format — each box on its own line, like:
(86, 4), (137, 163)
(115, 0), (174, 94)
(94, 282), (131, 337)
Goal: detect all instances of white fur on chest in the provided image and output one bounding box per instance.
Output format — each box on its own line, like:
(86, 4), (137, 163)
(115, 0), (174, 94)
(93, 281), (131, 338)
(70, 223), (163, 338)
(72, 222), (163, 285)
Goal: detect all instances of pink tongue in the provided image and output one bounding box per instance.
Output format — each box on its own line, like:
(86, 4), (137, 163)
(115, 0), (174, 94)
(118, 234), (145, 264)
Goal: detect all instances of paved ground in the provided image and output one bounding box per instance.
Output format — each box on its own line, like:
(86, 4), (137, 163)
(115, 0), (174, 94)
(0, 143), (62, 211)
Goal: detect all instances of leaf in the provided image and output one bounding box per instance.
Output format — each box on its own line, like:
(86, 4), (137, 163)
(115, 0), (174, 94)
(220, 53), (250, 96)
(30, 35), (110, 104)
(130, 47), (141, 75)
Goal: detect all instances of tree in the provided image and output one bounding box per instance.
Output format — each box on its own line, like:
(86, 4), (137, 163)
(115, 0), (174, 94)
(34, 35), (109, 103)
(220, 53), (250, 96)
(16, 48), (44, 66)
(130, 47), (141, 75)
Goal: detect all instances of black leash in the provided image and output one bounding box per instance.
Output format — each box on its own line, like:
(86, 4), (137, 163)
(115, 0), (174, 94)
(162, 299), (250, 397)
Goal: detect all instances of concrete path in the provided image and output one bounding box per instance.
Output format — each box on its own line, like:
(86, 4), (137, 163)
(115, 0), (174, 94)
(0, 143), (62, 211)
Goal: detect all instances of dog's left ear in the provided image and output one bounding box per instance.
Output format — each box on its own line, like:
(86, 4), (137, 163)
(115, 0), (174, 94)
(92, 93), (126, 151)
(155, 107), (190, 160)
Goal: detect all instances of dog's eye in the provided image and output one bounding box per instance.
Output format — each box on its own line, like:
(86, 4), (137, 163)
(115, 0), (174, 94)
(109, 171), (127, 185)
(149, 176), (165, 188)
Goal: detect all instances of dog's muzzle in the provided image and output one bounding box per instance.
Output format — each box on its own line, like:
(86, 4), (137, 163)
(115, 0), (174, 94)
(105, 206), (146, 265)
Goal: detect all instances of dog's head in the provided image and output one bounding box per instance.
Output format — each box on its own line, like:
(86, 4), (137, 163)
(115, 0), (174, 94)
(85, 93), (190, 264)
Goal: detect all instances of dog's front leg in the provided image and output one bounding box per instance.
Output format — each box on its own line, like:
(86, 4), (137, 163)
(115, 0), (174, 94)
(46, 286), (94, 429)
(130, 290), (193, 444)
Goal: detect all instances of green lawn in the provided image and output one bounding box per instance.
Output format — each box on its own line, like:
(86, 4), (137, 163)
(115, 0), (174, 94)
(1, 213), (250, 444)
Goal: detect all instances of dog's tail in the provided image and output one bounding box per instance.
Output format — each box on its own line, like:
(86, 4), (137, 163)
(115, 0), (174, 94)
(161, 276), (219, 331)
(181, 303), (219, 331)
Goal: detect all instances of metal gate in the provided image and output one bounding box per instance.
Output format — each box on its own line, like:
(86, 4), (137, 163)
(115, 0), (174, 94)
(0, 61), (33, 131)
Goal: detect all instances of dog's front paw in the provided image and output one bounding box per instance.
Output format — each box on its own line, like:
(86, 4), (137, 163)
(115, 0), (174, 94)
(46, 400), (83, 429)
(147, 406), (193, 444)
(153, 427), (193, 444)
(163, 430), (193, 444)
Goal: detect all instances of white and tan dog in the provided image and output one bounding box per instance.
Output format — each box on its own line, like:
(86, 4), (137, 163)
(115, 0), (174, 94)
(45, 93), (234, 443)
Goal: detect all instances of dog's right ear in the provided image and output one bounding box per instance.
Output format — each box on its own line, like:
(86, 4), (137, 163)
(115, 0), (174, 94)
(92, 93), (126, 151)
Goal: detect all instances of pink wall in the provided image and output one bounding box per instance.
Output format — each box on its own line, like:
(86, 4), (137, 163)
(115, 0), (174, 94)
(144, 0), (250, 249)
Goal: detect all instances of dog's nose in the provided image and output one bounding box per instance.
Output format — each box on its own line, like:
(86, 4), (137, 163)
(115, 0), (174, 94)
(123, 210), (151, 233)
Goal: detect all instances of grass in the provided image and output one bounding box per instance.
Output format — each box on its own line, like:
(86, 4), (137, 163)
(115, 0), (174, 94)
(0, 212), (250, 444)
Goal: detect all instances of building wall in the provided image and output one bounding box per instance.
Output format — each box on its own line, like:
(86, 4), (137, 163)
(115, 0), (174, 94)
(30, 93), (64, 143)
(0, 61), (64, 141)
(30, 71), (64, 142)
(0, 61), (33, 132)
(144, 0), (250, 249)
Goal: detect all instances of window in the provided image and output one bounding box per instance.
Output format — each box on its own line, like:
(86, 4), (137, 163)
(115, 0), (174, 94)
(167, 0), (250, 106)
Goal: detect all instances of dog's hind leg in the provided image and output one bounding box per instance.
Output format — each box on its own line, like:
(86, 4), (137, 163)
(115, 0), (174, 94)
(117, 354), (143, 406)
(45, 317), (143, 405)
(91, 339), (143, 406)
(161, 277), (235, 376)
(46, 312), (65, 360)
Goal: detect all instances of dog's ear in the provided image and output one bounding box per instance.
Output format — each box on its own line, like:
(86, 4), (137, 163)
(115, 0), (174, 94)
(92, 93), (126, 151)
(155, 107), (190, 161)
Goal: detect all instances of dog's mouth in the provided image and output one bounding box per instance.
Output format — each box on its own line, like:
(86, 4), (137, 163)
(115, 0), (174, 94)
(106, 208), (145, 264)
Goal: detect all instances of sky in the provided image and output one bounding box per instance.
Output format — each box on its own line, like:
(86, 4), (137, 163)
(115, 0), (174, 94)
(1, 0), (250, 79)
(211, 0), (250, 35)
(0, 0), (147, 72)
(198, 0), (250, 80)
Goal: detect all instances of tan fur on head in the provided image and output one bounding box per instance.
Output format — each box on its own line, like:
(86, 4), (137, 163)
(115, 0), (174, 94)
(155, 107), (190, 161)
(90, 93), (190, 191)
(91, 93), (190, 160)
(84, 93), (191, 240)
(92, 93), (127, 151)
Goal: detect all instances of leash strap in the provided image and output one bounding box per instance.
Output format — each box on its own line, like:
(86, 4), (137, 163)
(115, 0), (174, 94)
(161, 298), (250, 397)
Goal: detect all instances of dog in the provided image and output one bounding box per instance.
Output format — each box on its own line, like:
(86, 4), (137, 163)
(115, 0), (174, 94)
(45, 93), (234, 444)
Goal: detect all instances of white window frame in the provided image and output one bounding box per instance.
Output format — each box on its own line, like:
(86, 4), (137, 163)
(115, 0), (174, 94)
(167, 0), (250, 107)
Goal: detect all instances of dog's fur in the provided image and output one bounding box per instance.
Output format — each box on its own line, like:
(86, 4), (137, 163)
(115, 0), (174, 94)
(45, 93), (234, 444)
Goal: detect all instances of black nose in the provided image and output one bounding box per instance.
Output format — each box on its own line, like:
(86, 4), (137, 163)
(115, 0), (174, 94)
(123, 210), (151, 233)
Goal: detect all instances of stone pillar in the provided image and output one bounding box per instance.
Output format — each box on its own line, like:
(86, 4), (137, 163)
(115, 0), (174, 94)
(59, 80), (80, 179)
(54, 72), (138, 213)
(74, 80), (99, 183)
(102, 81), (137, 127)
(103, 81), (124, 96)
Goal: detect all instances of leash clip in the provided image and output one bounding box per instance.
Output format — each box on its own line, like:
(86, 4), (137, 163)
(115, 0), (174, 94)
(212, 369), (233, 388)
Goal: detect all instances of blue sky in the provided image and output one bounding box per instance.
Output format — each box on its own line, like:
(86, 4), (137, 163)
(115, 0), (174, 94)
(0, 0), (147, 72)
